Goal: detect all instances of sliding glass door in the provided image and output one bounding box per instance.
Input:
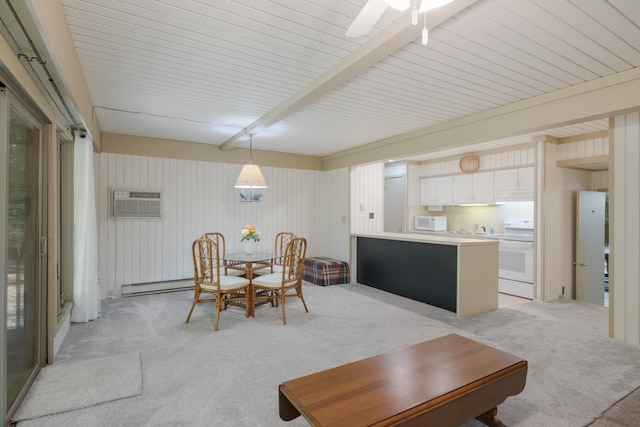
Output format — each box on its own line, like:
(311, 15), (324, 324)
(1, 86), (46, 422)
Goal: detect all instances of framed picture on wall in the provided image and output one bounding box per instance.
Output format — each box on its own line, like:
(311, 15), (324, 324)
(240, 189), (262, 202)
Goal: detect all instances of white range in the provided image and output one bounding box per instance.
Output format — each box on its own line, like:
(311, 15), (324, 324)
(486, 218), (534, 299)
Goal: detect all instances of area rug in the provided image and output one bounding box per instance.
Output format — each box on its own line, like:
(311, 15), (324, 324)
(12, 352), (142, 422)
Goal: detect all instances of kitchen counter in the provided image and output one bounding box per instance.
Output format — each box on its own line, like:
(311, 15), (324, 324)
(410, 230), (493, 239)
(370, 231), (493, 244)
(352, 233), (499, 317)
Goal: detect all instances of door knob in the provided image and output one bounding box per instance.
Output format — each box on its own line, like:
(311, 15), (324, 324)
(579, 262), (588, 266)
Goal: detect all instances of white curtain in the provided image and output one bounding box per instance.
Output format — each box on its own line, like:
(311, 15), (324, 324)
(71, 131), (101, 322)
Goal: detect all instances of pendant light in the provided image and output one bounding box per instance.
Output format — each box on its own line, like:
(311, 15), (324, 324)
(234, 133), (267, 189)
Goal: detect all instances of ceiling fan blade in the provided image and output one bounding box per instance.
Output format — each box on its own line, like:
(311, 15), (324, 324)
(346, 0), (388, 38)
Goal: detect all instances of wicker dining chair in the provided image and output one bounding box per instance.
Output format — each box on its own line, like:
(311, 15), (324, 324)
(253, 232), (296, 276)
(186, 237), (250, 331)
(252, 237), (308, 325)
(202, 232), (246, 277)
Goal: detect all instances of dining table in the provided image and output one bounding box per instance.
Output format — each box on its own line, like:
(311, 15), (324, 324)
(223, 251), (275, 316)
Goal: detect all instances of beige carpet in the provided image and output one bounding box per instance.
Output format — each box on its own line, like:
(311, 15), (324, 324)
(588, 386), (640, 426)
(12, 283), (640, 426)
(13, 352), (142, 422)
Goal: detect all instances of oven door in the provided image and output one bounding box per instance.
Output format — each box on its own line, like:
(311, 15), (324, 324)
(498, 240), (534, 283)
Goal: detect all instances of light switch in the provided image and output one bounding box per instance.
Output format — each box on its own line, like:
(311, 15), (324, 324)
(369, 212), (374, 219)
(360, 203), (364, 211)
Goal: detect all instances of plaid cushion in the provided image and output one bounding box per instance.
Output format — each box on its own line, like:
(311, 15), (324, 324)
(303, 257), (350, 286)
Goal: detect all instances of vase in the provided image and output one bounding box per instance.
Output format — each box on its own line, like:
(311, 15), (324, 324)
(244, 239), (256, 255)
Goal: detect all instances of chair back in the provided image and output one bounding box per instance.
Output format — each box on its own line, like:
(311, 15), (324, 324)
(282, 237), (307, 285)
(202, 232), (226, 270)
(192, 237), (221, 290)
(274, 232), (296, 266)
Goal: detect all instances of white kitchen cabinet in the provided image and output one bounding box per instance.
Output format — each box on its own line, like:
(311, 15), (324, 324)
(424, 172), (495, 205)
(494, 167), (533, 191)
(472, 171), (495, 203)
(453, 174), (473, 203)
(517, 167), (534, 189)
(420, 176), (453, 205)
(453, 172), (495, 204)
(494, 169), (518, 191)
(494, 167), (534, 201)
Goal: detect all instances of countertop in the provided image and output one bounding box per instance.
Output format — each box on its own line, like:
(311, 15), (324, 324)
(353, 232), (499, 247)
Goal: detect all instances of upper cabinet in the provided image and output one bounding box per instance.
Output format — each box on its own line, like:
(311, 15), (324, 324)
(420, 176), (453, 205)
(454, 172), (495, 204)
(472, 171), (495, 204)
(452, 174), (473, 204)
(494, 167), (534, 201)
(420, 167), (534, 205)
(422, 172), (496, 205)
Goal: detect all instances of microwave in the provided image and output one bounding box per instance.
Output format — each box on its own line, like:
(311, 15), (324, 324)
(414, 216), (447, 231)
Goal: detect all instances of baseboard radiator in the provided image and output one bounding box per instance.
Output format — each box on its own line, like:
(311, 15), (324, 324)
(121, 279), (193, 297)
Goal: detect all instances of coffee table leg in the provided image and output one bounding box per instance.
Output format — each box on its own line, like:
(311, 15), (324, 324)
(476, 407), (506, 427)
(279, 387), (301, 421)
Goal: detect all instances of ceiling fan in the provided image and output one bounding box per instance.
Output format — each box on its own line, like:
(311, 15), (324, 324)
(346, 0), (455, 41)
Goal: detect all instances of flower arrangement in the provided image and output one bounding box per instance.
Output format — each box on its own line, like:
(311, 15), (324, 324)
(241, 224), (261, 242)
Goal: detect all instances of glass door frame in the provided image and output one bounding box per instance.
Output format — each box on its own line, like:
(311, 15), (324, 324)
(1, 82), (49, 425)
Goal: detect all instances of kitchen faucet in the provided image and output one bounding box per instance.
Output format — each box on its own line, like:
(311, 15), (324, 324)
(473, 224), (486, 234)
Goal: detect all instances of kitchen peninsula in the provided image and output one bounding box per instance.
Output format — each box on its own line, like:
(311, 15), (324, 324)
(353, 233), (499, 317)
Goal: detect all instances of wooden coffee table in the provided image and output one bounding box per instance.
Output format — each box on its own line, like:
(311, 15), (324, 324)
(279, 334), (527, 426)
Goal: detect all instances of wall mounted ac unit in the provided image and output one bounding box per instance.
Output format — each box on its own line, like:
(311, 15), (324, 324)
(112, 189), (162, 219)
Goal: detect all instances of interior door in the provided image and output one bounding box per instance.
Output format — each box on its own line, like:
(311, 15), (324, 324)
(1, 87), (45, 421)
(384, 175), (405, 233)
(576, 191), (606, 305)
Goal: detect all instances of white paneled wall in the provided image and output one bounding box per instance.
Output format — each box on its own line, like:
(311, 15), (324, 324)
(95, 153), (349, 298)
(316, 167), (351, 259)
(556, 135), (609, 161)
(591, 171), (609, 191)
(537, 141), (591, 301)
(407, 163), (421, 206)
(350, 163), (384, 234)
(611, 112), (640, 345)
(384, 163), (407, 177)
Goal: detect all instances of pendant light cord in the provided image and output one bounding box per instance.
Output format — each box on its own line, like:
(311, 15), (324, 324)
(244, 128), (254, 164)
(249, 133), (253, 164)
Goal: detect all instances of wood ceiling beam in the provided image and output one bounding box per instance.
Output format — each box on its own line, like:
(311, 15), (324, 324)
(219, 0), (478, 151)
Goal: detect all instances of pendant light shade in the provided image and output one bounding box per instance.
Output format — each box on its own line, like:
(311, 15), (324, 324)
(235, 164), (267, 189)
(234, 133), (267, 189)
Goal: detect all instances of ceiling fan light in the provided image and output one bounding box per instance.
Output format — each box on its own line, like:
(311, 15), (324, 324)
(419, 0), (454, 13)
(422, 26), (429, 45)
(385, 0), (410, 11)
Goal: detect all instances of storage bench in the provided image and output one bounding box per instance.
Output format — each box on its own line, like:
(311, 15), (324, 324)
(303, 257), (350, 286)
